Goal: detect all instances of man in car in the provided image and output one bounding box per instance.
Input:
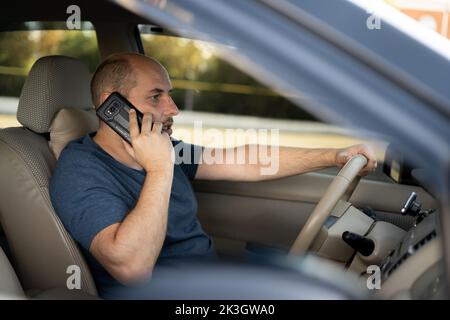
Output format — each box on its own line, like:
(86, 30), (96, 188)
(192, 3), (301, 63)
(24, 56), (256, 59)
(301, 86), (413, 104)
(50, 52), (377, 297)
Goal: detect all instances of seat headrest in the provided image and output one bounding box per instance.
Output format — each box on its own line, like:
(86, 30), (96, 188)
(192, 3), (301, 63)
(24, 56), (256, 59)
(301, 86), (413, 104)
(17, 55), (93, 133)
(49, 108), (99, 159)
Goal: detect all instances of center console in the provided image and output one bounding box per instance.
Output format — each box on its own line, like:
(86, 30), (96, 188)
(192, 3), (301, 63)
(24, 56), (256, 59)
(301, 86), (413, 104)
(312, 191), (443, 299)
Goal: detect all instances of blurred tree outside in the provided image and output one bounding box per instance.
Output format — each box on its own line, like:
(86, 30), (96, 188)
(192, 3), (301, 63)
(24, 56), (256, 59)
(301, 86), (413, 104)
(0, 31), (35, 97)
(0, 23), (316, 121)
(142, 34), (317, 121)
(0, 24), (100, 98)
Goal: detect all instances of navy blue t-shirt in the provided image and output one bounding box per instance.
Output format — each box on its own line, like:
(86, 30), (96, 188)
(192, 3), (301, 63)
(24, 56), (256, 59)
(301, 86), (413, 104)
(50, 132), (215, 295)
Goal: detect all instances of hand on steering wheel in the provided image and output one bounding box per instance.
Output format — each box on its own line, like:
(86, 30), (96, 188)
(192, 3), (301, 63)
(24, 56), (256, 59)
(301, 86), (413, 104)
(289, 155), (368, 255)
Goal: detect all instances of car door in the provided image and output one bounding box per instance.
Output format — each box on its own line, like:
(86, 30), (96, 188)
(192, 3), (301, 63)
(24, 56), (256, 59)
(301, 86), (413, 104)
(194, 168), (438, 256)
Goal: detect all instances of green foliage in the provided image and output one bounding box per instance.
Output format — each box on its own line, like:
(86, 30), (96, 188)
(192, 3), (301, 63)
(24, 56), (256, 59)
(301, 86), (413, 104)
(57, 32), (100, 73)
(0, 31), (35, 96)
(0, 29), (99, 97)
(142, 34), (316, 121)
(0, 28), (315, 121)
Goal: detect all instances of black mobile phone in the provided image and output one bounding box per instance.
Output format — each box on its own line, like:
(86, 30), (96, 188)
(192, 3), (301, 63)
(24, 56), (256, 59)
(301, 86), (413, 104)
(96, 92), (144, 144)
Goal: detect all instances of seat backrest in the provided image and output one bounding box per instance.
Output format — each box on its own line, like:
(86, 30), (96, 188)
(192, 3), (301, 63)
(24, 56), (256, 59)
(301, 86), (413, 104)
(0, 55), (99, 296)
(0, 247), (25, 299)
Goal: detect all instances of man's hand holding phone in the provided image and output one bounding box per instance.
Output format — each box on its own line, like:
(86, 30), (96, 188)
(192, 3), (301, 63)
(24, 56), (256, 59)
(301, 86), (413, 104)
(123, 109), (174, 174)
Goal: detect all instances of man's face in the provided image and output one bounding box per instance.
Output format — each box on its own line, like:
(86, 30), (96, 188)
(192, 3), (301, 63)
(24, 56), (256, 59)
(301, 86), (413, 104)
(126, 60), (179, 136)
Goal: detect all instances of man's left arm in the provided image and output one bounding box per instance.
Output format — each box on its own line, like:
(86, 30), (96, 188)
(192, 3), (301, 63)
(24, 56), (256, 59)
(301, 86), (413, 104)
(194, 144), (377, 182)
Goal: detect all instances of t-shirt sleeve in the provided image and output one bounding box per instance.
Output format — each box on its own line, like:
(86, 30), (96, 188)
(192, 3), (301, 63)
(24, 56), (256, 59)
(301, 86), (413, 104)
(50, 165), (130, 251)
(171, 139), (203, 180)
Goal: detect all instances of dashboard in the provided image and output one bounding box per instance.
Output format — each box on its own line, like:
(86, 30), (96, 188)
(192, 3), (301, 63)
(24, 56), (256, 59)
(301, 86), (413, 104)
(378, 208), (445, 299)
(381, 210), (438, 280)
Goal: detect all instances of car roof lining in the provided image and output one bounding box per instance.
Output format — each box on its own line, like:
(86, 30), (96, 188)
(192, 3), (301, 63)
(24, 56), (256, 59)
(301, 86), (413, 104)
(0, 0), (187, 39)
(1, 0), (148, 25)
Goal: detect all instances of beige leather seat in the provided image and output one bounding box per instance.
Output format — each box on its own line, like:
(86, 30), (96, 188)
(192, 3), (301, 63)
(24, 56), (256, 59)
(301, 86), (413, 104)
(0, 247), (25, 299)
(0, 55), (99, 297)
(0, 246), (96, 300)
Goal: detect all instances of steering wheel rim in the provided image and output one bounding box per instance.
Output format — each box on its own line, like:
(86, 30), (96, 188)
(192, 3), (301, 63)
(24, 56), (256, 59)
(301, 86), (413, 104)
(289, 155), (368, 255)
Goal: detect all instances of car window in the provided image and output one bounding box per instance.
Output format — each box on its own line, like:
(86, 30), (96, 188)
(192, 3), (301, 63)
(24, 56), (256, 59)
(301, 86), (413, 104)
(139, 26), (375, 155)
(0, 21), (100, 128)
(139, 26), (316, 121)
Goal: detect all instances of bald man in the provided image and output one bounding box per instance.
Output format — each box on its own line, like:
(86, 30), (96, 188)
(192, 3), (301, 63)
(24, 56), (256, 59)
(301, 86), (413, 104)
(50, 53), (377, 297)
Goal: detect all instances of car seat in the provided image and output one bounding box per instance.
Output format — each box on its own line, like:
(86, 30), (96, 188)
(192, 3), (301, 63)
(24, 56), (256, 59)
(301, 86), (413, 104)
(0, 55), (99, 297)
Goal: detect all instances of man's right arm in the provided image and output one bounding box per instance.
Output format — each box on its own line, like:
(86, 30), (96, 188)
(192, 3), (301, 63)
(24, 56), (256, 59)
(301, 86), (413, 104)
(90, 110), (174, 284)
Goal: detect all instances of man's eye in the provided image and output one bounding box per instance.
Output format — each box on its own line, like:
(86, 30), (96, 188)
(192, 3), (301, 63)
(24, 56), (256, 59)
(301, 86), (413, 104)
(150, 95), (160, 102)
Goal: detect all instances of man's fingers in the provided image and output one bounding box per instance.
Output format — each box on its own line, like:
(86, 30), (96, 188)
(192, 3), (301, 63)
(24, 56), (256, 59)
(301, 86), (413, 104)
(162, 131), (170, 139)
(152, 122), (163, 134)
(339, 144), (377, 175)
(128, 109), (139, 139)
(369, 159), (378, 171)
(362, 147), (377, 171)
(361, 152), (377, 172)
(141, 112), (153, 133)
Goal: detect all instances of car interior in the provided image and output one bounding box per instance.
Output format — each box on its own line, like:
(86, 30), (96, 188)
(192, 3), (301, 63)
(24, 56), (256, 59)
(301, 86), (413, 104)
(0, 0), (446, 299)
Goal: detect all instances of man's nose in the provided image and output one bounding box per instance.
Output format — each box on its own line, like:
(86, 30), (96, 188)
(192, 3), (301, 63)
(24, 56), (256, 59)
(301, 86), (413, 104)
(164, 96), (179, 116)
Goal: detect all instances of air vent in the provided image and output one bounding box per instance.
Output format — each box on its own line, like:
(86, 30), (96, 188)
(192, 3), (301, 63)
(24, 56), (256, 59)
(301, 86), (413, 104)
(387, 230), (437, 277)
(413, 230), (437, 251)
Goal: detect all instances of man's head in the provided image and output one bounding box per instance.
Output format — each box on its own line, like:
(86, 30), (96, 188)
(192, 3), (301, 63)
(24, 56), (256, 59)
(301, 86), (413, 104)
(91, 53), (178, 135)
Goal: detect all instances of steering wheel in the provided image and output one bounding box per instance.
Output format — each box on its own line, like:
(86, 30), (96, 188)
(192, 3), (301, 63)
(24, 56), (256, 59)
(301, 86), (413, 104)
(289, 155), (368, 255)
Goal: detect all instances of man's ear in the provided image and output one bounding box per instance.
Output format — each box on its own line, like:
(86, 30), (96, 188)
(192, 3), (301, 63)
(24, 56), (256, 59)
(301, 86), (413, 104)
(98, 92), (112, 106)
